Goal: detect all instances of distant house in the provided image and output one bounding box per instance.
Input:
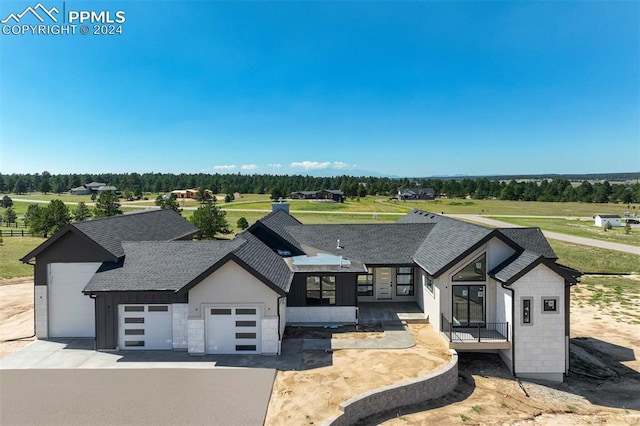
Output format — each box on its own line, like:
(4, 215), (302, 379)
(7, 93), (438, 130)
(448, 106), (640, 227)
(171, 188), (213, 199)
(395, 188), (436, 201)
(594, 214), (622, 227)
(70, 182), (117, 195)
(290, 189), (344, 203)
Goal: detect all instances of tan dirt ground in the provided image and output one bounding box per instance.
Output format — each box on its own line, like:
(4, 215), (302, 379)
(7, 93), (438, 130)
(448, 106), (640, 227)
(0, 277), (35, 359)
(2, 277), (639, 425)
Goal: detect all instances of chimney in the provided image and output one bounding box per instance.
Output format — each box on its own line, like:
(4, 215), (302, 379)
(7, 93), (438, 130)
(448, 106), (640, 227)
(272, 201), (290, 214)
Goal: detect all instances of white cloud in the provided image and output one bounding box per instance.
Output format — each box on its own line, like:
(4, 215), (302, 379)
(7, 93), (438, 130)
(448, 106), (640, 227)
(268, 163), (282, 168)
(214, 164), (237, 171)
(290, 161), (332, 170)
(290, 161), (353, 170)
(241, 164), (258, 171)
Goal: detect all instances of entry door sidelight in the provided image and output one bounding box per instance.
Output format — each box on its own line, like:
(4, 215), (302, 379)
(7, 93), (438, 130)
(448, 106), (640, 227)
(452, 285), (485, 327)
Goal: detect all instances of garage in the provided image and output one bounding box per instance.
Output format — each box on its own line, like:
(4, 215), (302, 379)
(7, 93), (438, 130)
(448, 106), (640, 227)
(118, 304), (173, 350)
(206, 306), (262, 354)
(49, 262), (102, 337)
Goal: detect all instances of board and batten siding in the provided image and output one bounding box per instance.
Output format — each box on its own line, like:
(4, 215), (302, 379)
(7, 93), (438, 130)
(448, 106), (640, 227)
(34, 231), (113, 287)
(287, 273), (357, 307)
(93, 291), (187, 350)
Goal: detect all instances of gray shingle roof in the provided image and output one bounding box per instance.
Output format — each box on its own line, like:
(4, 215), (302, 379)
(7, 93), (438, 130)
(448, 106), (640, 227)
(489, 250), (543, 284)
(497, 228), (557, 259)
(285, 223), (434, 265)
(84, 233), (293, 294)
(21, 209), (199, 262)
(254, 210), (303, 251)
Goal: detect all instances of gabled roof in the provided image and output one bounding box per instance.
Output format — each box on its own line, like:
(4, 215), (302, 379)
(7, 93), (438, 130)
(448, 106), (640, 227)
(489, 250), (581, 286)
(497, 228), (557, 259)
(84, 233), (293, 295)
(285, 223), (434, 265)
(249, 209), (304, 252)
(21, 209), (199, 262)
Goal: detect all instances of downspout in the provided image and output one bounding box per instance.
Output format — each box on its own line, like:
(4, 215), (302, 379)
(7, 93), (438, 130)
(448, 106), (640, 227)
(277, 295), (284, 354)
(501, 282), (516, 377)
(90, 294), (98, 351)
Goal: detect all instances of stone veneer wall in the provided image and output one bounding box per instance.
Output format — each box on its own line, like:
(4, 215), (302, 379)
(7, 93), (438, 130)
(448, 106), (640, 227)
(261, 318), (280, 354)
(34, 286), (48, 338)
(172, 304), (188, 350)
(187, 318), (205, 354)
(322, 350), (458, 426)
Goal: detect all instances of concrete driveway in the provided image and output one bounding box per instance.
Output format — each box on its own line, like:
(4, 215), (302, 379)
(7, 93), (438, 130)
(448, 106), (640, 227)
(0, 339), (282, 425)
(0, 368), (275, 426)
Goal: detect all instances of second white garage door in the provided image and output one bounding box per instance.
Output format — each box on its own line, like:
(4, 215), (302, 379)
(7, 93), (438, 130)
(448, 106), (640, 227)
(206, 306), (261, 354)
(118, 304), (173, 350)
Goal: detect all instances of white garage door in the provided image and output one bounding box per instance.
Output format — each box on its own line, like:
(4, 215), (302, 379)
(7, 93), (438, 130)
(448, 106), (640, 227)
(118, 304), (173, 350)
(206, 306), (261, 354)
(49, 263), (101, 337)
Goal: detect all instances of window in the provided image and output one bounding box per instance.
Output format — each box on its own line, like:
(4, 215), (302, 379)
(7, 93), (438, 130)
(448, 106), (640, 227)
(542, 297), (558, 313)
(396, 267), (414, 296)
(148, 305), (168, 312)
(522, 298), (532, 325)
(211, 308), (232, 315)
(236, 308), (257, 315)
(452, 253), (486, 282)
(357, 274), (373, 297)
(124, 329), (144, 335)
(124, 306), (144, 312)
(425, 274), (434, 295)
(235, 345), (257, 351)
(306, 276), (336, 305)
(124, 317), (144, 324)
(236, 320), (256, 327)
(453, 285), (485, 326)
(236, 333), (257, 339)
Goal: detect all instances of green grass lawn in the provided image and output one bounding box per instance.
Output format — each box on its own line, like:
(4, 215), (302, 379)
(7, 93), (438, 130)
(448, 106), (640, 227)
(549, 240), (640, 274)
(495, 217), (640, 247)
(0, 237), (44, 279)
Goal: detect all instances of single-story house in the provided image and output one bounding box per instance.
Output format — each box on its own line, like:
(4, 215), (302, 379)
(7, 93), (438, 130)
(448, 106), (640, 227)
(70, 182), (118, 195)
(290, 189), (344, 203)
(395, 188), (436, 200)
(21, 205), (580, 382)
(170, 188), (214, 199)
(594, 214), (622, 227)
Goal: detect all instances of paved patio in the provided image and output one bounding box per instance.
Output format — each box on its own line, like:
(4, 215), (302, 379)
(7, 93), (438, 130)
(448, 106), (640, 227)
(358, 302), (427, 325)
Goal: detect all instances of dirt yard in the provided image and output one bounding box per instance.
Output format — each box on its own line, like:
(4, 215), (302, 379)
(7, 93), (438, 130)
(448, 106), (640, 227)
(2, 276), (639, 425)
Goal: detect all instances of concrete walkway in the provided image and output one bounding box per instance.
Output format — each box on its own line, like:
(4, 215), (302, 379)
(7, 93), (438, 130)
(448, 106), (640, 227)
(303, 321), (415, 351)
(455, 214), (640, 255)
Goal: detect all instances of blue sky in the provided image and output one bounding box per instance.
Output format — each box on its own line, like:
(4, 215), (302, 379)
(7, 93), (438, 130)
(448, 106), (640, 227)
(1, 1), (638, 177)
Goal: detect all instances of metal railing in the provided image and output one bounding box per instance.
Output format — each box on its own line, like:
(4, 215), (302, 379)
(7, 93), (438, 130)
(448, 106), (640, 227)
(441, 314), (509, 343)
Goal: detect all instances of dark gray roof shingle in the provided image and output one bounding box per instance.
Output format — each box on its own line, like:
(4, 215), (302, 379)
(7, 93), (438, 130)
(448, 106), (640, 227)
(254, 210), (303, 251)
(84, 233), (293, 294)
(489, 250), (543, 284)
(74, 209), (199, 259)
(285, 223), (434, 265)
(497, 228), (557, 259)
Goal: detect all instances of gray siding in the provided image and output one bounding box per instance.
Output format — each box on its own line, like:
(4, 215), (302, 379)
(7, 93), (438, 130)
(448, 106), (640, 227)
(34, 232), (112, 286)
(94, 291), (187, 350)
(287, 273), (356, 307)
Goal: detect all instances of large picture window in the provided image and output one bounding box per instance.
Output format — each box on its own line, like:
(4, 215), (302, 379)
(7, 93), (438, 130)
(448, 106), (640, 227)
(306, 276), (336, 305)
(452, 285), (485, 326)
(396, 267), (414, 296)
(357, 274), (373, 297)
(452, 253), (486, 282)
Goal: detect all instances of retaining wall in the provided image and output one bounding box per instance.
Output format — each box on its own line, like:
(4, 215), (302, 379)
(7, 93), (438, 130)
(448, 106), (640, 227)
(322, 349), (458, 426)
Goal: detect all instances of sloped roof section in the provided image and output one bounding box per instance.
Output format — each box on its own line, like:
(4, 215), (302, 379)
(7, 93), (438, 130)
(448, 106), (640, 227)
(21, 209), (199, 262)
(489, 250), (543, 285)
(497, 228), (557, 259)
(285, 223), (434, 264)
(73, 209), (199, 259)
(251, 209), (304, 252)
(84, 233), (293, 294)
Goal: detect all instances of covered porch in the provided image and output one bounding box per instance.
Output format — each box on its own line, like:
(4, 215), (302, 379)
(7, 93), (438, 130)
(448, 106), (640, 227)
(357, 302), (427, 326)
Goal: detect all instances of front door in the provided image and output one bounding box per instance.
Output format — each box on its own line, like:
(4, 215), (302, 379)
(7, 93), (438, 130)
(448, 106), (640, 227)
(375, 268), (393, 300)
(452, 285), (485, 327)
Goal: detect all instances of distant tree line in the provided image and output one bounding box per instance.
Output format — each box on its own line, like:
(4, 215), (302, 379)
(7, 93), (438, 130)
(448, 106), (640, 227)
(1, 172), (639, 204)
